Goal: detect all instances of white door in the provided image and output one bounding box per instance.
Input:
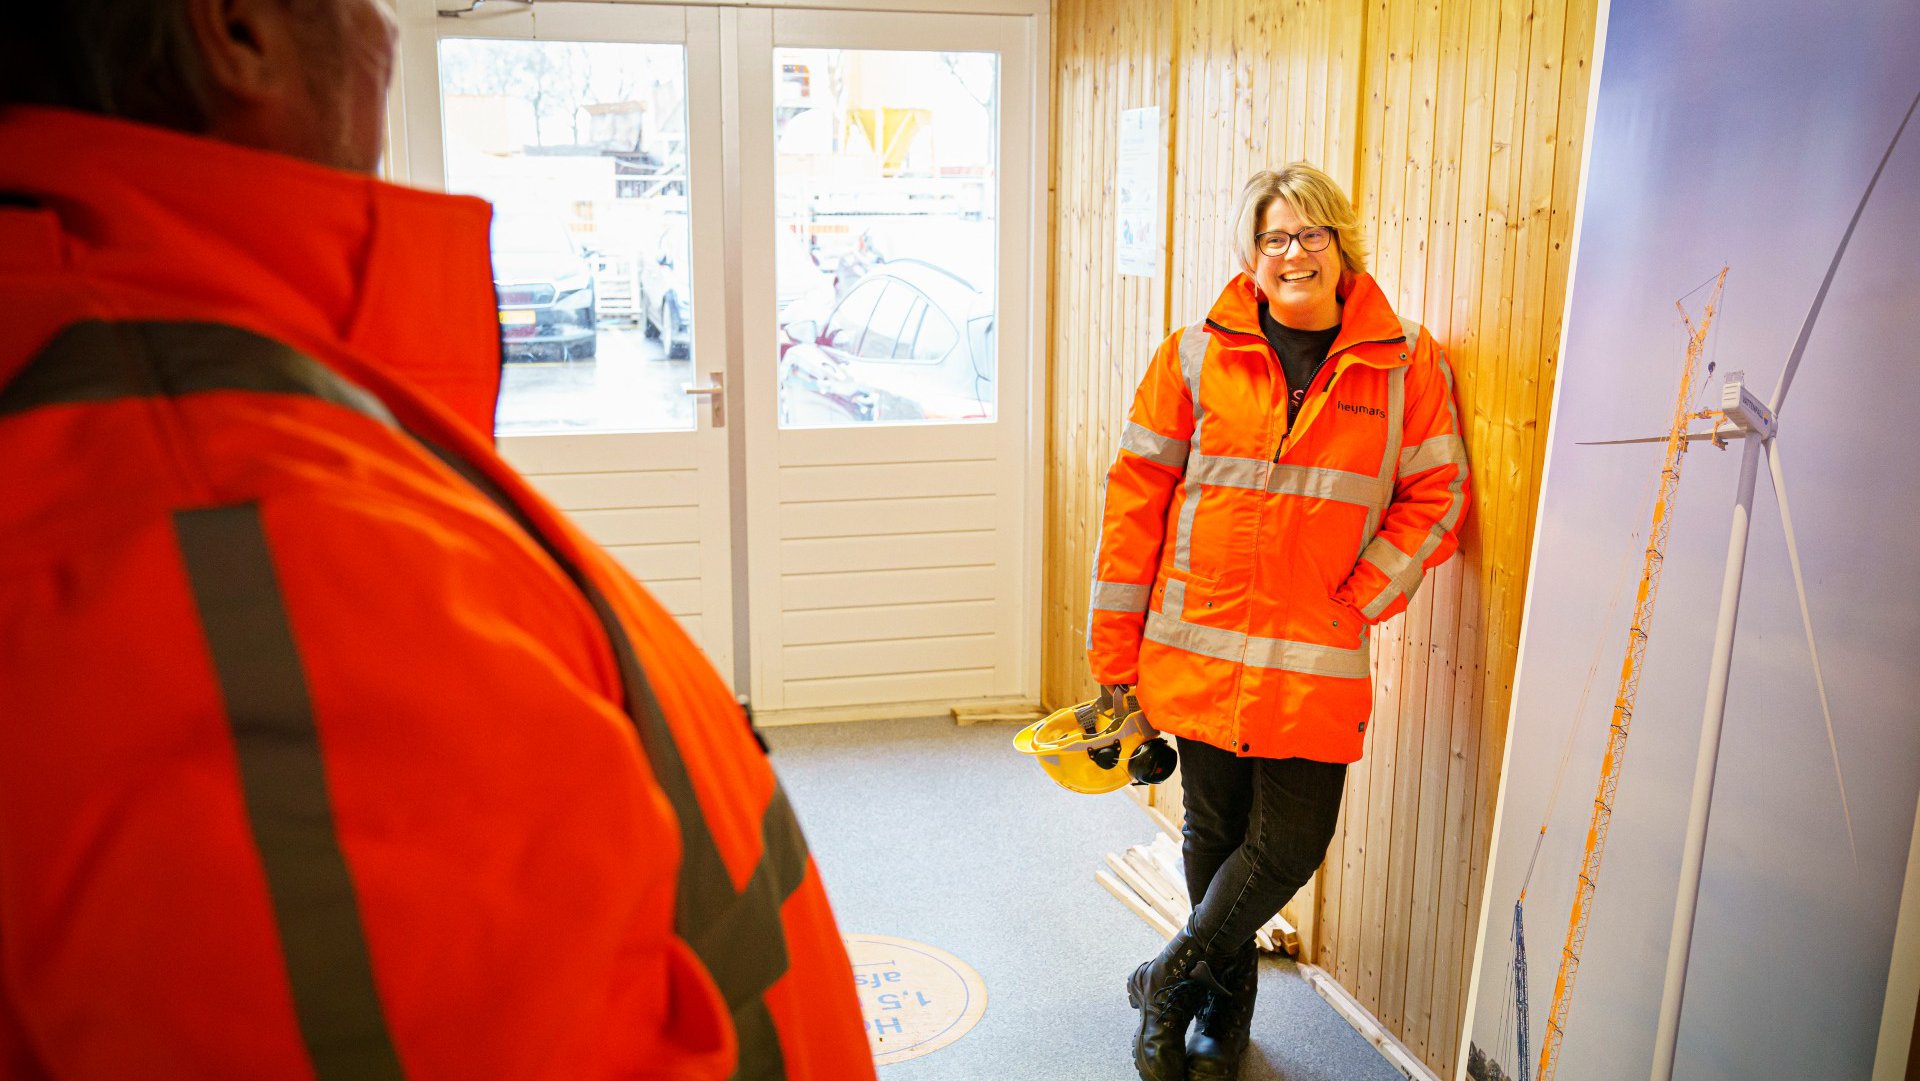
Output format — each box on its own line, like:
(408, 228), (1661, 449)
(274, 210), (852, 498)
(737, 10), (1041, 720)
(397, 2), (738, 679)
(393, 2), (1042, 719)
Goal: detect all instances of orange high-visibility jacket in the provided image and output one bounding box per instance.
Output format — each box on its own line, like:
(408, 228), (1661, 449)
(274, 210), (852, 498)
(0, 108), (875, 1081)
(1088, 272), (1470, 763)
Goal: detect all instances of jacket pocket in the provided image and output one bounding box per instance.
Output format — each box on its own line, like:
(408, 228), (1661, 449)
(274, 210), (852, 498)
(1327, 592), (1368, 649)
(1151, 565), (1217, 620)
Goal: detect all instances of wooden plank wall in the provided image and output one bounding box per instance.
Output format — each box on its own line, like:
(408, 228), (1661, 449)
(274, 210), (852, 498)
(1043, 0), (1598, 1072)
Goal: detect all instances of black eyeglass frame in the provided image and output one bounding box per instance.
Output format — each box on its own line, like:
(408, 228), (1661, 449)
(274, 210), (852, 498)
(1255, 225), (1336, 257)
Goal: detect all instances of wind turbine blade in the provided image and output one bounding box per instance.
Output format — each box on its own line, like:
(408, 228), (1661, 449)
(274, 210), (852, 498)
(1767, 438), (1859, 869)
(1771, 89), (1920, 415)
(1577, 432), (1722, 447)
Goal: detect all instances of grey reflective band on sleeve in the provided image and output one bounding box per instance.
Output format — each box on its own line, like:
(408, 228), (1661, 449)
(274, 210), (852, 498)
(1142, 610), (1369, 679)
(8, 319), (806, 1081)
(686, 784), (811, 1012)
(1090, 580), (1151, 613)
(1084, 512), (1107, 650)
(413, 433), (802, 1081)
(1119, 421), (1191, 470)
(173, 505), (407, 1081)
(1357, 535), (1420, 619)
(1399, 433), (1469, 476)
(1172, 322), (1210, 573)
(1356, 374), (1468, 621)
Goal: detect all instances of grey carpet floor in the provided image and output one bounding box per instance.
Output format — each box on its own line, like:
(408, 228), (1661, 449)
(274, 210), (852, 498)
(765, 715), (1404, 1081)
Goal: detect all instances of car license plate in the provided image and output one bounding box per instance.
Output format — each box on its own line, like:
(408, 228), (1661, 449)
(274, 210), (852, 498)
(499, 309), (536, 326)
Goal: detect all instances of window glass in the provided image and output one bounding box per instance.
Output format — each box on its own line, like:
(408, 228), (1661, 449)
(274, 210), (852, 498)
(438, 38), (693, 435)
(858, 283), (919, 360)
(773, 48), (999, 425)
(910, 304), (959, 361)
(822, 279), (885, 352)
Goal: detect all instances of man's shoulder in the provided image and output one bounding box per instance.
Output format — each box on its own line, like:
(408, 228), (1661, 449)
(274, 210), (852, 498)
(0, 317), (503, 577)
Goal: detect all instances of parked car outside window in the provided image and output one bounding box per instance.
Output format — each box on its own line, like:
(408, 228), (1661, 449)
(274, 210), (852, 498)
(777, 259), (994, 426)
(491, 215), (598, 363)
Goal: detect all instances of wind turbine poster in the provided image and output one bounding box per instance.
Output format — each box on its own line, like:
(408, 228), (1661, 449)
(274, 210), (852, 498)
(1460, 2), (1920, 1080)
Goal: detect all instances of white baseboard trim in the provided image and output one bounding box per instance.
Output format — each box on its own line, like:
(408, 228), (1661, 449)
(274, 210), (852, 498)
(753, 696), (1040, 728)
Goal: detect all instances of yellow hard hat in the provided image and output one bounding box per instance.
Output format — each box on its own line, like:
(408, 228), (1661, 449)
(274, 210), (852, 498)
(1013, 690), (1177, 795)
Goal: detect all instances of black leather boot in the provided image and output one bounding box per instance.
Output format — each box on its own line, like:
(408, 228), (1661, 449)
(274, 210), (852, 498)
(1186, 941), (1259, 1080)
(1125, 929), (1229, 1081)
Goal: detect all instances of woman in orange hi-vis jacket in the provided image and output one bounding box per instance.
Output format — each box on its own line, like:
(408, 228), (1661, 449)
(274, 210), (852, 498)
(1090, 164), (1470, 1081)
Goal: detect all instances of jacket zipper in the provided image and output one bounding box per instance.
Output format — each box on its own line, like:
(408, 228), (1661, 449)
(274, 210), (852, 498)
(1272, 334), (1407, 460)
(1198, 319), (1409, 752)
(1280, 351), (1335, 447)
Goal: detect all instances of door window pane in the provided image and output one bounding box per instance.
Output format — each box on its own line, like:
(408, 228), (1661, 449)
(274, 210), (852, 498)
(438, 38), (694, 435)
(908, 304), (959, 362)
(856, 282), (918, 360)
(773, 48), (999, 427)
(821, 277), (885, 352)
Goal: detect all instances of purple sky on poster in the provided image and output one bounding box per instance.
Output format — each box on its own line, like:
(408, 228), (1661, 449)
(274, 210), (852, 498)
(1465, 2), (1920, 1080)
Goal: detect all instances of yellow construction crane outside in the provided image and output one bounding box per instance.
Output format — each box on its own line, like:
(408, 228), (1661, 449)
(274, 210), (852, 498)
(1534, 267), (1729, 1081)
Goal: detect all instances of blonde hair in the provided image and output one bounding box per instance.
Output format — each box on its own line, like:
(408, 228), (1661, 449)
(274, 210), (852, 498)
(1230, 163), (1369, 279)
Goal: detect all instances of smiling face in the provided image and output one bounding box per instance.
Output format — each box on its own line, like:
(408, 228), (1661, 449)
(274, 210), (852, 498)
(1252, 197), (1343, 330)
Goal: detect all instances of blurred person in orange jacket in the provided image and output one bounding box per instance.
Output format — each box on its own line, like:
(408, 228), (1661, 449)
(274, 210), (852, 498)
(1089, 164), (1471, 1081)
(0, 3), (875, 1079)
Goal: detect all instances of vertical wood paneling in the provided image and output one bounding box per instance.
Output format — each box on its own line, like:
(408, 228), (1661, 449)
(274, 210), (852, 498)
(1045, 0), (1597, 1073)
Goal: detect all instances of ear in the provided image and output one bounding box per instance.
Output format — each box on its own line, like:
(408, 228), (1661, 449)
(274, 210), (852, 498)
(184, 0), (305, 107)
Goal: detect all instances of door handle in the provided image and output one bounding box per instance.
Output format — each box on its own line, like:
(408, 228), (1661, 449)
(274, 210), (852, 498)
(682, 372), (725, 428)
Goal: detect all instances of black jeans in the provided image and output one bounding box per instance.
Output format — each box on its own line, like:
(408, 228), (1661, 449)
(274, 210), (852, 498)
(1177, 736), (1347, 961)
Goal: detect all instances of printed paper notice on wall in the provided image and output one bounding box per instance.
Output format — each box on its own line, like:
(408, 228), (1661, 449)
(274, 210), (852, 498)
(1116, 106), (1162, 278)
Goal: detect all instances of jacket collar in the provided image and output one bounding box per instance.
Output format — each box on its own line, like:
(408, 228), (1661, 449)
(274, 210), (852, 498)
(1205, 270), (1409, 366)
(0, 107), (502, 437)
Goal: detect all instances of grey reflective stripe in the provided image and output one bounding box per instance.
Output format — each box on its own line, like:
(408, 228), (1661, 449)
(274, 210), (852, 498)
(1246, 634), (1371, 679)
(1173, 322), (1210, 572)
(1385, 366), (1407, 482)
(1120, 421), (1190, 470)
(1185, 456), (1389, 509)
(1090, 580), (1151, 613)
(10, 319), (805, 1079)
(1143, 610), (1369, 679)
(1161, 577), (1187, 616)
(687, 784), (810, 1011)
(174, 505), (406, 1081)
(1356, 355), (1469, 621)
(1085, 479), (1112, 648)
(1365, 366), (1408, 544)
(1272, 463), (1390, 508)
(0, 321), (397, 425)
(1357, 535), (1420, 619)
(1397, 316), (1422, 351)
(1185, 454), (1268, 489)
(730, 1002), (788, 1081)
(1399, 433), (1469, 476)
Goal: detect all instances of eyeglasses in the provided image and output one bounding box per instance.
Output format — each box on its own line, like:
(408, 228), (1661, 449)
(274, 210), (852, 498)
(1256, 226), (1335, 257)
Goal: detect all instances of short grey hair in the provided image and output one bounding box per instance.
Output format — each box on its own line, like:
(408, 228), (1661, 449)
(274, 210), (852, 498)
(1229, 163), (1370, 279)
